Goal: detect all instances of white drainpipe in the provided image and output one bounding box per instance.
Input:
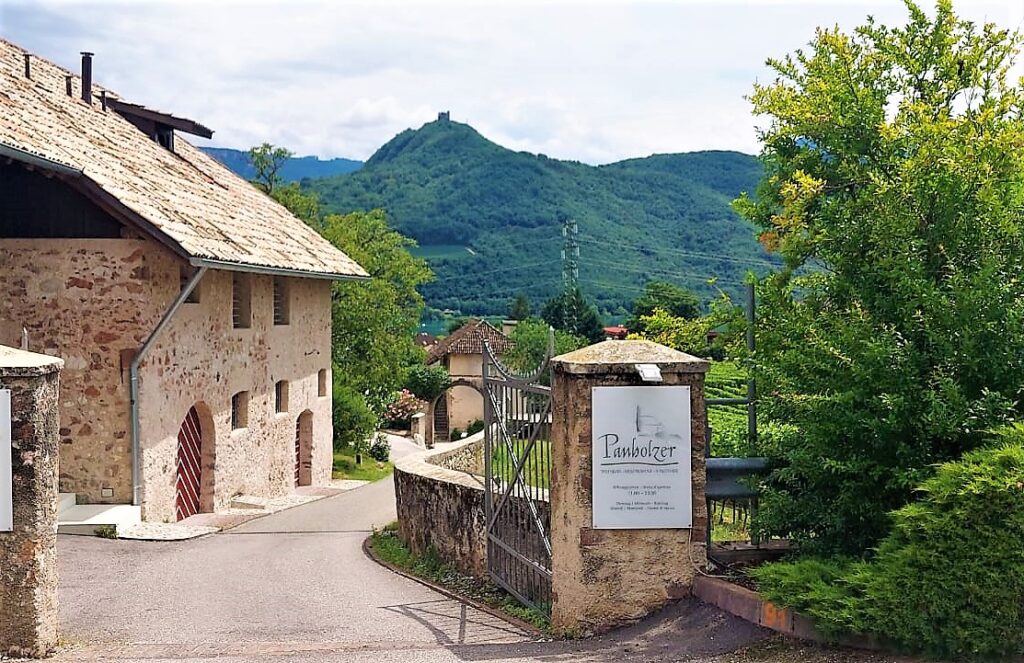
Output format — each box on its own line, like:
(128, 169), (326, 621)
(129, 267), (207, 507)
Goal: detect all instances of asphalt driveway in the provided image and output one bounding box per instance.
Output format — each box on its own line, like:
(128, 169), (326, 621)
(55, 436), (771, 663)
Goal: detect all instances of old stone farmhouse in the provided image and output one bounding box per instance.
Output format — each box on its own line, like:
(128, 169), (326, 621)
(0, 40), (368, 523)
(426, 320), (512, 439)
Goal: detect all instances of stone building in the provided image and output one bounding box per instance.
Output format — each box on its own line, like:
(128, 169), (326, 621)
(426, 320), (512, 438)
(0, 40), (368, 524)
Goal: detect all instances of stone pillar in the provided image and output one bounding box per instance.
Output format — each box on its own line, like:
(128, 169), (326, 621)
(0, 346), (63, 658)
(549, 339), (709, 635)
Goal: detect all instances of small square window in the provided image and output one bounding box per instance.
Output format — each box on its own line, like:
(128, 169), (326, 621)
(318, 369), (328, 398)
(273, 277), (290, 326)
(275, 380), (289, 413)
(231, 391), (249, 429)
(232, 273), (251, 329)
(180, 265), (200, 304)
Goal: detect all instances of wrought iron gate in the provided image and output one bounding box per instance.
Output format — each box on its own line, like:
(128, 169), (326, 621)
(482, 333), (554, 616)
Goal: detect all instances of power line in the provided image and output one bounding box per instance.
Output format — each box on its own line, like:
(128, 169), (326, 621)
(428, 260), (557, 283)
(577, 237), (776, 268)
(579, 258), (749, 286)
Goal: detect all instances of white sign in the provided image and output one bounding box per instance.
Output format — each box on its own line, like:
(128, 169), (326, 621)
(592, 386), (691, 529)
(1, 390), (11, 532)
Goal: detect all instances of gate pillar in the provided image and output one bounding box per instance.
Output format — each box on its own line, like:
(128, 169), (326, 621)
(0, 346), (62, 658)
(550, 340), (709, 635)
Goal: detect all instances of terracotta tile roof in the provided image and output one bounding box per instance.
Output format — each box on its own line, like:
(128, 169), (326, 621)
(426, 320), (513, 364)
(0, 40), (367, 279)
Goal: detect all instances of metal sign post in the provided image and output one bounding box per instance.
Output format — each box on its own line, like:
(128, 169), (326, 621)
(1, 389), (12, 532)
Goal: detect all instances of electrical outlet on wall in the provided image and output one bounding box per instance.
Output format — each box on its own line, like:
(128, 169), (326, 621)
(101, 487), (114, 498)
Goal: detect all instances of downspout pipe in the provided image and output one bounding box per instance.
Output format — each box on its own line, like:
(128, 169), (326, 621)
(129, 267), (207, 507)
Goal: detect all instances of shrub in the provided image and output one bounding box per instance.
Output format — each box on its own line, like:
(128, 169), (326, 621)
(332, 379), (378, 453)
(384, 389), (423, 428)
(466, 419), (484, 436)
(449, 427), (463, 441)
(369, 434), (391, 462)
(404, 365), (450, 401)
(751, 426), (1024, 659)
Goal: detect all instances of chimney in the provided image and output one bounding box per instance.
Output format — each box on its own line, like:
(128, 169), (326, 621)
(100, 90), (107, 111)
(65, 75), (73, 97)
(80, 51), (93, 104)
(23, 53), (31, 79)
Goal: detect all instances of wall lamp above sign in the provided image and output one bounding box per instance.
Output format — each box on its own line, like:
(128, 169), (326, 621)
(635, 363), (662, 383)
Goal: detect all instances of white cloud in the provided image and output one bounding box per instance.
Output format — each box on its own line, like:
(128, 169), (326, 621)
(1, 0), (1020, 163)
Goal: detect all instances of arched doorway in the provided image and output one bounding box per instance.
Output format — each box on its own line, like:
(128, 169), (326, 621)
(295, 410), (313, 487)
(429, 379), (486, 444)
(175, 403), (215, 521)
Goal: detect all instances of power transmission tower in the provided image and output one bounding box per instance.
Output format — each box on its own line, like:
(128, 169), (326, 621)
(561, 216), (579, 290)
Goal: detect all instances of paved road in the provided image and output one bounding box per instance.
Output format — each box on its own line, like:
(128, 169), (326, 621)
(55, 436), (768, 663)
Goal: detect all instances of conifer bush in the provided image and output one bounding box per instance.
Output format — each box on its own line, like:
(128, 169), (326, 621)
(751, 426), (1024, 660)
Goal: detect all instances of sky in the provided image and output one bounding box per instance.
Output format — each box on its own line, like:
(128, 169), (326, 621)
(2, 0), (1022, 164)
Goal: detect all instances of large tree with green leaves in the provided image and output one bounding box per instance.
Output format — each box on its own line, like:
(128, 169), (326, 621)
(541, 287), (604, 343)
(736, 1), (1024, 554)
(625, 281), (702, 333)
(321, 210), (433, 410)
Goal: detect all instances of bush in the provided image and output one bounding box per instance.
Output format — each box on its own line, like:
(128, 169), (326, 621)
(449, 427), (463, 441)
(369, 434), (391, 462)
(466, 419), (484, 436)
(751, 426), (1024, 659)
(383, 389), (423, 428)
(332, 379), (378, 453)
(404, 365), (450, 401)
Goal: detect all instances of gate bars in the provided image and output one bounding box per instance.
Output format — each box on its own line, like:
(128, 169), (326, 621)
(482, 330), (554, 616)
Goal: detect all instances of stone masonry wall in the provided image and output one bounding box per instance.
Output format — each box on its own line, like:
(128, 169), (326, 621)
(0, 348), (62, 658)
(394, 438), (489, 578)
(0, 239), (334, 520)
(549, 345), (709, 635)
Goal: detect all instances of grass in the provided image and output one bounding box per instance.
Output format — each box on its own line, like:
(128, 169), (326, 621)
(369, 522), (550, 631)
(333, 449), (394, 482)
(492, 438), (550, 490)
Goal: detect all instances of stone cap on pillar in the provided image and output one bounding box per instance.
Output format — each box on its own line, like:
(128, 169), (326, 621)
(0, 345), (63, 378)
(551, 339), (709, 375)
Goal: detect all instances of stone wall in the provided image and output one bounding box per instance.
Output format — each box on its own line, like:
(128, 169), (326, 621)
(394, 436), (488, 578)
(549, 340), (709, 635)
(0, 238), (334, 521)
(433, 437), (483, 474)
(0, 346), (62, 658)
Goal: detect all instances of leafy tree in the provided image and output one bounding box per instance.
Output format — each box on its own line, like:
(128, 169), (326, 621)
(735, 1), (1024, 553)
(321, 210), (434, 411)
(403, 364), (450, 401)
(505, 318), (587, 380)
(248, 143), (292, 194)
(541, 287), (603, 343)
(508, 293), (531, 320)
(626, 281), (702, 333)
(248, 143), (320, 226)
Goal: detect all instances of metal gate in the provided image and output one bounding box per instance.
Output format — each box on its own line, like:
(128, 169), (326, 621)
(482, 333), (554, 616)
(175, 406), (203, 521)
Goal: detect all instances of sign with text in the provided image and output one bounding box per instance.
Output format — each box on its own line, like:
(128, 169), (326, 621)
(592, 386), (691, 529)
(1, 389), (11, 532)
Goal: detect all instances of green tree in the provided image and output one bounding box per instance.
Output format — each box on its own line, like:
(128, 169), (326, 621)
(541, 287), (603, 343)
(248, 143), (320, 226)
(626, 281), (702, 333)
(505, 318), (587, 379)
(321, 210), (434, 411)
(735, 1), (1024, 553)
(508, 293), (531, 320)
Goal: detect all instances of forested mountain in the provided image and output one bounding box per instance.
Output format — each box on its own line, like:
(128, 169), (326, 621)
(306, 119), (772, 317)
(202, 147), (362, 181)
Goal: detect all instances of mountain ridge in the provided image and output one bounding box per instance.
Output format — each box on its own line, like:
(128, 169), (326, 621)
(201, 147), (362, 182)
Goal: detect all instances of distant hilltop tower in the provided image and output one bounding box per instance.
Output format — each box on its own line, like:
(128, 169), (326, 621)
(437, 111), (450, 122)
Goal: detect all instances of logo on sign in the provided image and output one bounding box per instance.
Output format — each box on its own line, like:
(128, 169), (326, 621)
(598, 406), (682, 466)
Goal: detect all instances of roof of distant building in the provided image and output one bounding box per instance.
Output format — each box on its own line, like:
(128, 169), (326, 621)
(426, 320), (513, 364)
(0, 39), (367, 280)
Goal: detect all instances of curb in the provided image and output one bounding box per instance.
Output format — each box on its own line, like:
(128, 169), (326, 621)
(693, 576), (882, 651)
(361, 535), (548, 638)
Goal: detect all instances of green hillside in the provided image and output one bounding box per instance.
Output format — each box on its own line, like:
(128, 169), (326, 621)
(307, 118), (772, 317)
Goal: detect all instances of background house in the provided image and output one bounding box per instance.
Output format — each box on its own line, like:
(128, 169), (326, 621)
(426, 320), (512, 439)
(0, 41), (367, 525)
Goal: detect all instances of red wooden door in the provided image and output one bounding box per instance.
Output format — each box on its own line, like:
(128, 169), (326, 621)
(294, 418), (301, 486)
(176, 406), (203, 521)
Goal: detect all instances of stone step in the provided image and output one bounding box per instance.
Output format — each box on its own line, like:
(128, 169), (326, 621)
(58, 492), (77, 514)
(57, 504), (142, 536)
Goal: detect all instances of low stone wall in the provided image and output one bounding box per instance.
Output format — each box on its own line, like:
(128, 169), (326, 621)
(432, 437), (483, 474)
(394, 434), (488, 578)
